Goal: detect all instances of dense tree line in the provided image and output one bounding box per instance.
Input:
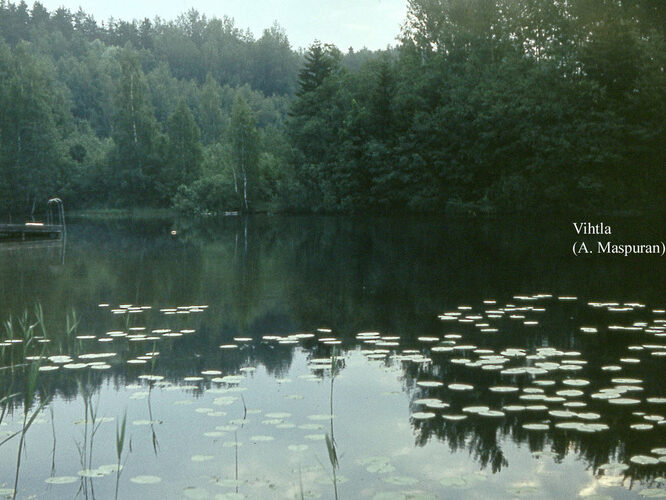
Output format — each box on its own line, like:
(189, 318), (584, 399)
(288, 0), (665, 213)
(0, 1), (298, 216)
(0, 0), (663, 218)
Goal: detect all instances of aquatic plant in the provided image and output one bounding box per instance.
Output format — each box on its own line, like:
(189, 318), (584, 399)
(0, 386), (19, 442)
(13, 362), (47, 500)
(75, 379), (103, 499)
(34, 303), (47, 340)
(2, 307), (40, 371)
(49, 406), (56, 474)
(146, 343), (160, 455)
(115, 410), (128, 500)
(325, 347), (340, 500)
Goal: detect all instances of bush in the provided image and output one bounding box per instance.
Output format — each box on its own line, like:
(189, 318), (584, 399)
(172, 175), (239, 215)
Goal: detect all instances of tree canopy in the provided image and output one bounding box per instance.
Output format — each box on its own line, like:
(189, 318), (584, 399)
(0, 1), (663, 218)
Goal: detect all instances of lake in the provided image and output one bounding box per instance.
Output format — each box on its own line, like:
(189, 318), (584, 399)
(0, 214), (665, 499)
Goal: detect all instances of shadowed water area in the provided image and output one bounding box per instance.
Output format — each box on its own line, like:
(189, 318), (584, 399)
(0, 215), (665, 499)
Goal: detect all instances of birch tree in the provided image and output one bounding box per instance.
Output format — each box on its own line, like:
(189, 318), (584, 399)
(230, 95), (259, 212)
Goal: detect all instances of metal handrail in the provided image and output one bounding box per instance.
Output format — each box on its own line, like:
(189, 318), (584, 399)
(46, 198), (66, 240)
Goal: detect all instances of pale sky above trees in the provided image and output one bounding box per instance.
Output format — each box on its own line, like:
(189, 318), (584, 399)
(36, 0), (406, 50)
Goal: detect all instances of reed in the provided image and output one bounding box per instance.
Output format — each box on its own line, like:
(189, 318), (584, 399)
(115, 410), (128, 500)
(325, 347), (340, 500)
(75, 379), (102, 499)
(12, 362), (46, 500)
(147, 343), (160, 455)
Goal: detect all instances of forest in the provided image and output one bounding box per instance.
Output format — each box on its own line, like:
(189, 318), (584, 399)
(0, 0), (664, 217)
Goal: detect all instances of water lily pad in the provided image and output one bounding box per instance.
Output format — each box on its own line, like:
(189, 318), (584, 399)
(506, 482), (540, 495)
(411, 412), (436, 420)
(423, 400), (449, 409)
(414, 398), (443, 405)
(299, 424), (323, 430)
(307, 414), (333, 421)
(549, 410), (577, 418)
(213, 397), (237, 406)
(562, 379), (590, 387)
(608, 398), (641, 405)
(216, 425), (238, 432)
(598, 462), (629, 475)
(39, 366), (60, 372)
(525, 405), (549, 411)
(489, 386), (519, 393)
(183, 487), (209, 499)
(132, 419), (160, 426)
(64, 363), (88, 370)
(416, 381), (443, 388)
(439, 476), (469, 488)
(630, 455), (660, 465)
(130, 475), (162, 484)
(250, 435), (274, 441)
(78, 469), (105, 478)
(371, 493), (404, 500)
(383, 476), (419, 486)
(216, 479), (242, 488)
(479, 409), (504, 417)
(366, 461), (396, 474)
(523, 423), (549, 431)
(556, 389), (584, 397)
(204, 431), (226, 438)
(463, 406), (489, 414)
(577, 412), (601, 420)
(555, 422), (609, 432)
(448, 383), (474, 391)
(45, 476), (78, 484)
(222, 441), (242, 448)
(639, 489), (666, 498)
(520, 394), (546, 401)
(265, 412), (291, 419)
(630, 424), (654, 430)
(97, 464), (122, 474)
(215, 493), (246, 499)
(564, 401), (587, 408)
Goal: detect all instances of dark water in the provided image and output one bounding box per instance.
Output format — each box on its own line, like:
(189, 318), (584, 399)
(0, 215), (664, 499)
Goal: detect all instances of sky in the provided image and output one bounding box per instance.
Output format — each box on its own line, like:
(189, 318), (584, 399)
(35, 0), (408, 51)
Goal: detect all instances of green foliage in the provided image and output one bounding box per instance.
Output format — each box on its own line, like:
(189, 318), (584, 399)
(284, 0), (664, 214)
(198, 73), (227, 144)
(163, 99), (203, 198)
(109, 45), (164, 205)
(0, 40), (68, 218)
(230, 95), (260, 212)
(173, 175), (238, 215)
(0, 1), (663, 216)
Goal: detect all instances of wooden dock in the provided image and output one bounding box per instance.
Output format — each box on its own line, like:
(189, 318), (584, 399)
(0, 223), (64, 241)
(1, 198), (66, 243)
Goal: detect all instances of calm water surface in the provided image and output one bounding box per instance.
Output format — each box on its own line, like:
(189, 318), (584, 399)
(0, 215), (664, 499)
